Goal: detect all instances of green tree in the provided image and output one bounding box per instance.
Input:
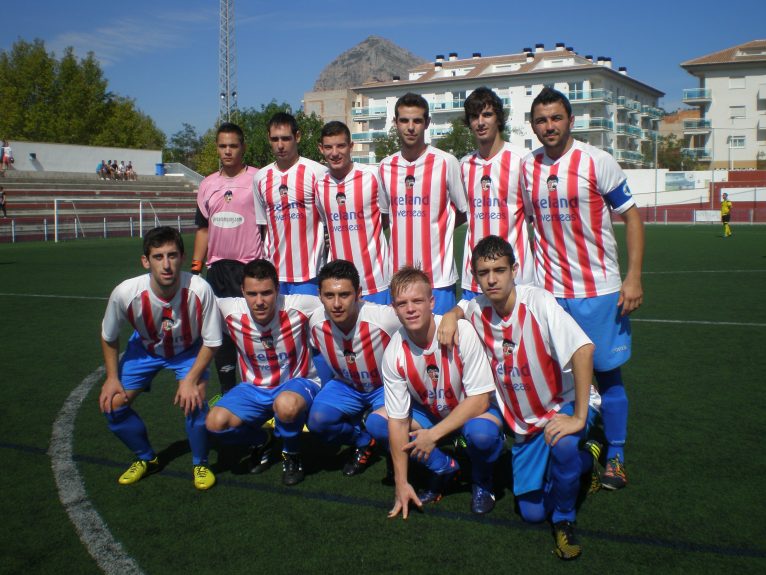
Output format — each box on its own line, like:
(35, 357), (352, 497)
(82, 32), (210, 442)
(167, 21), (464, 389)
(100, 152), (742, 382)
(434, 118), (474, 159)
(657, 134), (702, 171)
(0, 38), (164, 149)
(164, 123), (203, 169)
(373, 126), (400, 162)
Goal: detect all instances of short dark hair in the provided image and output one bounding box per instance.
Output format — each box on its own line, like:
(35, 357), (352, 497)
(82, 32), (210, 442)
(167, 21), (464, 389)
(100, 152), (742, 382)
(217, 122), (245, 145)
(464, 87), (505, 130)
(318, 259), (360, 292)
(320, 121), (351, 143)
(242, 259), (279, 289)
(530, 87), (572, 120)
(394, 92), (430, 121)
(471, 235), (516, 272)
(143, 226), (184, 257)
(390, 265), (432, 299)
(268, 112), (299, 136)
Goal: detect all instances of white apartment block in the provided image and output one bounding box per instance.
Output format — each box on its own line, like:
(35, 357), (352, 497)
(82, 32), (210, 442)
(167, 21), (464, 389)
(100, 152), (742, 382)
(304, 43), (664, 167)
(681, 39), (766, 170)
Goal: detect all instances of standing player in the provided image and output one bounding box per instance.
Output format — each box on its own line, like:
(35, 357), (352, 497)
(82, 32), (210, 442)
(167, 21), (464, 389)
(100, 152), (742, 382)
(382, 267), (504, 518)
(460, 87), (534, 299)
(307, 260), (401, 475)
(720, 192), (733, 237)
(99, 227), (221, 490)
(192, 122), (262, 394)
(206, 259), (322, 486)
(254, 112), (325, 295)
(316, 121), (391, 303)
(438, 235), (598, 560)
(378, 93), (467, 314)
(522, 87), (644, 490)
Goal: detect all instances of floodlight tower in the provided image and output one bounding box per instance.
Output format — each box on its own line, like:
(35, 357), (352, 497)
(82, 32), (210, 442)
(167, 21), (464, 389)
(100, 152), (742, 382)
(219, 0), (237, 122)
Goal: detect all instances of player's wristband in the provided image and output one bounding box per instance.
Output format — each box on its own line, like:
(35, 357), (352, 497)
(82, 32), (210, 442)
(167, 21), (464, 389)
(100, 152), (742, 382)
(191, 260), (203, 275)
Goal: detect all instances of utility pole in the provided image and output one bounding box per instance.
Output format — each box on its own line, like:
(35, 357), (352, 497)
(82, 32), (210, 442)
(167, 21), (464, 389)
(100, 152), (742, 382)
(219, 0), (237, 123)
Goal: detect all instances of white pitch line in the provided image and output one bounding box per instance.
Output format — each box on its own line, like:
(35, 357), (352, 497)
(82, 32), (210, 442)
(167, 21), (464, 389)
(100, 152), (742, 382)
(0, 292), (107, 300)
(49, 366), (144, 575)
(633, 318), (766, 327)
(642, 269), (765, 275)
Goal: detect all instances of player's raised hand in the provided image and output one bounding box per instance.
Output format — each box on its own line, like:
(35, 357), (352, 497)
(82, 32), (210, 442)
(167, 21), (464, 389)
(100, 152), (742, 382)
(99, 377), (127, 413)
(437, 311), (460, 347)
(388, 483), (423, 520)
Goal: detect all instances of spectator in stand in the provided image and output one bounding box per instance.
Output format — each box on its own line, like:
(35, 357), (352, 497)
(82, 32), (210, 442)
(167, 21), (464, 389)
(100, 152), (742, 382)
(0, 140), (5, 171)
(111, 160), (119, 179)
(0, 186), (7, 217)
(126, 161), (137, 181)
(1, 141), (13, 172)
(118, 161), (127, 180)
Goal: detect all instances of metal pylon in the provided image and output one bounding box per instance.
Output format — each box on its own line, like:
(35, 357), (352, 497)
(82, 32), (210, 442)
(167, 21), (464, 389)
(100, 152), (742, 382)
(219, 0), (237, 122)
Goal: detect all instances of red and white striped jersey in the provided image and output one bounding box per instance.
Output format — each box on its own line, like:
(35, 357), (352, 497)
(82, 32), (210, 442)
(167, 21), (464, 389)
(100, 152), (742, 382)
(378, 146), (467, 288)
(460, 142), (534, 291)
(315, 164), (391, 295)
(197, 166), (263, 265)
(382, 316), (495, 421)
(460, 285), (592, 436)
(102, 272), (222, 357)
(217, 294), (322, 387)
(309, 301), (401, 393)
(254, 157), (326, 282)
(521, 140), (635, 298)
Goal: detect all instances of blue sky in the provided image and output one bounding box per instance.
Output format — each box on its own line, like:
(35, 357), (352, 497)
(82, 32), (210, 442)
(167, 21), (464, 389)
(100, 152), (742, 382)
(4, 1), (765, 139)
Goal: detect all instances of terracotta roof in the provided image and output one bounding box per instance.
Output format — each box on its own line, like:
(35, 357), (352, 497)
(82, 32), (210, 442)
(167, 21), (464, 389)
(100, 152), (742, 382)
(681, 39), (766, 67)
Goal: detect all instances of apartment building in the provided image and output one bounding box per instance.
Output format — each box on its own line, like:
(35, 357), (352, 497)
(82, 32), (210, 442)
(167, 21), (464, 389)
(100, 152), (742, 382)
(305, 43), (664, 167)
(681, 39), (766, 169)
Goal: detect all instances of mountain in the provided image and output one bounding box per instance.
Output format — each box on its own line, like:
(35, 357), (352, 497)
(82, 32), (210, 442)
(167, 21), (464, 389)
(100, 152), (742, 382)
(313, 36), (426, 91)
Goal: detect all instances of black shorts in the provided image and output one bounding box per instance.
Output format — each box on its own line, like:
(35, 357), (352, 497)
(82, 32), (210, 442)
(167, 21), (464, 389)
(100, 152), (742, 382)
(722, 214), (731, 223)
(207, 260), (245, 297)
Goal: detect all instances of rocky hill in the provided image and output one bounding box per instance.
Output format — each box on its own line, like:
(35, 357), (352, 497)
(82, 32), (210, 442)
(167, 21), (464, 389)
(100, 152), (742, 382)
(313, 36), (426, 90)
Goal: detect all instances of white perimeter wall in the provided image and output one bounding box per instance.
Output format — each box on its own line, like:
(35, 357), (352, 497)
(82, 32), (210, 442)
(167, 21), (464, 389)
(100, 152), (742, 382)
(624, 169), (727, 207)
(7, 141), (162, 175)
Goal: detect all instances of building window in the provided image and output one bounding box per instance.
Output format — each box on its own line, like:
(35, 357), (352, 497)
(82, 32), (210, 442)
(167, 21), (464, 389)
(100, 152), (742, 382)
(730, 106), (746, 119)
(524, 139), (533, 150)
(729, 77), (745, 89)
(525, 85), (532, 96)
(524, 112), (531, 123)
(729, 136), (745, 149)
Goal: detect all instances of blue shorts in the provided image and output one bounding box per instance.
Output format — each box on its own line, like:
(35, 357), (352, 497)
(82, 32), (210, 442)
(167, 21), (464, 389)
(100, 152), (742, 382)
(410, 402), (503, 433)
(461, 289), (480, 302)
(311, 379), (385, 418)
(214, 378), (320, 425)
(119, 332), (209, 391)
(432, 285), (457, 316)
(362, 290), (390, 305)
(510, 402), (598, 496)
(557, 292), (631, 371)
(282, 278), (318, 296)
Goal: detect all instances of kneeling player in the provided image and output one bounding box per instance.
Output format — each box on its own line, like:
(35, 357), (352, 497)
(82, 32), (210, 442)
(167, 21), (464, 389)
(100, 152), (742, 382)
(206, 259), (321, 486)
(438, 236), (597, 560)
(307, 260), (401, 475)
(382, 267), (504, 518)
(99, 226), (221, 490)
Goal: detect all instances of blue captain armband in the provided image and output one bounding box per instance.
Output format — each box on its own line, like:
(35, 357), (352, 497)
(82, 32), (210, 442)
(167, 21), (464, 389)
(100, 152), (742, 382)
(604, 181), (633, 211)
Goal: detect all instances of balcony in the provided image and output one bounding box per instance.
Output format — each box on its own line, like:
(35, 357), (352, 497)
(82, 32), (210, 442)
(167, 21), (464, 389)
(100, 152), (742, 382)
(429, 126), (452, 138)
(351, 130), (387, 143)
(681, 147), (712, 161)
(572, 117), (613, 131)
(642, 105), (664, 119)
(569, 89), (614, 103)
(614, 149), (644, 163)
(683, 88), (712, 104)
(683, 119), (712, 133)
(351, 155), (377, 165)
(501, 97), (512, 109)
(430, 100), (465, 113)
(616, 123), (643, 137)
(642, 129), (659, 140)
(351, 106), (387, 121)
(616, 96), (642, 113)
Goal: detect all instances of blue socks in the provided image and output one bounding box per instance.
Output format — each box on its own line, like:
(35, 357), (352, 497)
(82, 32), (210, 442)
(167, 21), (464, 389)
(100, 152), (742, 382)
(184, 403), (210, 465)
(105, 405), (155, 461)
(596, 367), (628, 462)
